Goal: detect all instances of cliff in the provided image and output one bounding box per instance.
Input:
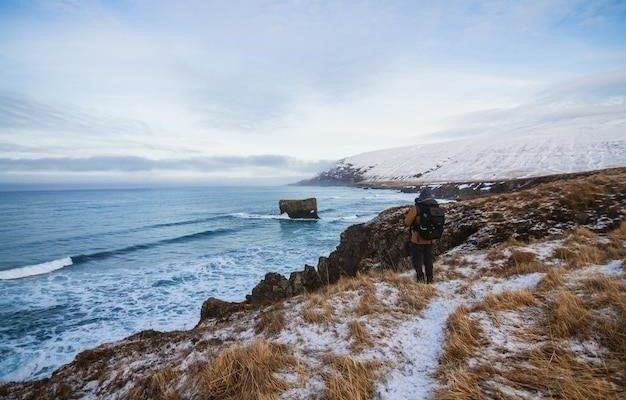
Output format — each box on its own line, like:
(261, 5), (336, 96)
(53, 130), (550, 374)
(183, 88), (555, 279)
(1, 168), (625, 400)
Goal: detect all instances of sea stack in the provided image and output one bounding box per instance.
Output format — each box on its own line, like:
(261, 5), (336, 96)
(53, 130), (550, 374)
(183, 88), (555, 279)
(279, 198), (319, 219)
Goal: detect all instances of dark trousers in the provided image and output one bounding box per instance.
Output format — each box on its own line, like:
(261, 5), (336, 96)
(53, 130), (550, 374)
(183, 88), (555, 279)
(410, 243), (433, 283)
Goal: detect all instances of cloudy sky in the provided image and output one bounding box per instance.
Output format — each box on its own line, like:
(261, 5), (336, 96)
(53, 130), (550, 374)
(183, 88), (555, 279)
(1, 0), (625, 187)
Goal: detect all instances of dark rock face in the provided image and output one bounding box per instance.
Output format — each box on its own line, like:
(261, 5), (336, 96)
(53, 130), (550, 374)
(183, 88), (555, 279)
(279, 198), (319, 219)
(200, 297), (246, 322)
(312, 168), (626, 283)
(247, 272), (290, 304)
(247, 266), (324, 304)
(288, 265), (322, 293)
(294, 162), (370, 186)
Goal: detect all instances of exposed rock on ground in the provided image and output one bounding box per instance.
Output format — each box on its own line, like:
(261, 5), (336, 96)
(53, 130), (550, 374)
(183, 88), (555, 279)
(199, 298), (249, 323)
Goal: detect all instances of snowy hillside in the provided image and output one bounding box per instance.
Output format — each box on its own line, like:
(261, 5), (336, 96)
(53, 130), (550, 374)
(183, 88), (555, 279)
(308, 122), (626, 184)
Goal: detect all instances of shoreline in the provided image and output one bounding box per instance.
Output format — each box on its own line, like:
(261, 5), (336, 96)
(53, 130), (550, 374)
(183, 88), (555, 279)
(1, 166), (625, 398)
(298, 166), (626, 200)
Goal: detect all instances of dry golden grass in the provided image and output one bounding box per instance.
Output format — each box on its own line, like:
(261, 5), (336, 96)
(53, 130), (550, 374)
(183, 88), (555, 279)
(572, 226), (596, 240)
(502, 344), (620, 400)
(195, 341), (296, 400)
(553, 243), (604, 268)
(255, 307), (286, 336)
(438, 306), (483, 372)
(327, 274), (376, 295)
(609, 220), (626, 241)
(507, 249), (537, 266)
(434, 365), (495, 400)
(353, 285), (377, 315)
(605, 221), (626, 261)
(495, 261), (548, 277)
(127, 367), (180, 400)
(380, 273), (437, 313)
(347, 320), (370, 351)
(302, 294), (334, 325)
(473, 290), (537, 312)
(538, 268), (565, 291)
(576, 273), (626, 355)
(548, 290), (590, 338)
(323, 356), (378, 400)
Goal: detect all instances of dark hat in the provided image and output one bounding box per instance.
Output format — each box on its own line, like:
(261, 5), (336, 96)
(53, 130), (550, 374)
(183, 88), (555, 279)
(418, 187), (432, 200)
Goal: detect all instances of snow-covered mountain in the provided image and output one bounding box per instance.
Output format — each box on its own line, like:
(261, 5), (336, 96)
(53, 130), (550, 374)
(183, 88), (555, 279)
(304, 121), (626, 185)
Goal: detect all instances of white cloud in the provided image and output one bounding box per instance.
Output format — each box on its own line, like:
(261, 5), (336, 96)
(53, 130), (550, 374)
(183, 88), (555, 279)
(0, 0), (625, 184)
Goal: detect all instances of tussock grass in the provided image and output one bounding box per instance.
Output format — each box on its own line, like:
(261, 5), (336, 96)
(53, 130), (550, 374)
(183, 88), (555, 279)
(127, 367), (180, 400)
(380, 274), (437, 313)
(606, 221), (626, 260)
(195, 341), (296, 400)
(302, 294), (334, 325)
(507, 250), (537, 266)
(435, 365), (495, 400)
(576, 274), (626, 354)
(255, 307), (286, 336)
(473, 290), (537, 312)
(328, 274), (376, 295)
(572, 226), (596, 240)
(502, 344), (619, 400)
(553, 243), (603, 268)
(538, 268), (565, 291)
(323, 356), (378, 400)
(497, 261), (548, 277)
(609, 220), (626, 241)
(438, 306), (483, 371)
(347, 320), (370, 351)
(353, 285), (377, 315)
(548, 290), (590, 338)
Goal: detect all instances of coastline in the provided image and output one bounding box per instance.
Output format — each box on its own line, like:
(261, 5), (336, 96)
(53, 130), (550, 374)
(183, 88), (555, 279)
(1, 167), (625, 399)
(297, 166), (626, 200)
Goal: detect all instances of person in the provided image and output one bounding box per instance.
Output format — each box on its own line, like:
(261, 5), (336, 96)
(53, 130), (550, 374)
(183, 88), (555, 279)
(404, 187), (437, 283)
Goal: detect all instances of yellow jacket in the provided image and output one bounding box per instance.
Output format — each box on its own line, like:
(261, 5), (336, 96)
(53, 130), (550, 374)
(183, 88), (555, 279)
(404, 205), (434, 245)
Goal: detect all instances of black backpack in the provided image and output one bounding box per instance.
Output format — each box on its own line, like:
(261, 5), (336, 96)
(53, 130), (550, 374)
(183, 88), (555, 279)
(414, 199), (445, 240)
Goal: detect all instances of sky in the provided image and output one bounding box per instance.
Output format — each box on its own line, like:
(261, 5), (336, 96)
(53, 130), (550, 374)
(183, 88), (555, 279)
(0, 0), (625, 187)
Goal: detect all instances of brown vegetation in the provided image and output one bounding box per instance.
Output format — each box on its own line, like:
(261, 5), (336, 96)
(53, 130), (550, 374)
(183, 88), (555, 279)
(195, 341), (296, 400)
(353, 285), (377, 315)
(302, 294), (334, 325)
(538, 268), (565, 291)
(255, 306), (286, 336)
(380, 274), (437, 313)
(438, 306), (483, 372)
(127, 367), (180, 400)
(347, 320), (370, 351)
(548, 290), (591, 338)
(473, 290), (538, 312)
(323, 356), (379, 400)
(502, 344), (620, 400)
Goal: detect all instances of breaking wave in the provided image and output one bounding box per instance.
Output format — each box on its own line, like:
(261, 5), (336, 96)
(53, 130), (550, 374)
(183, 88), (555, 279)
(0, 257), (73, 280)
(71, 227), (237, 264)
(1, 227), (238, 280)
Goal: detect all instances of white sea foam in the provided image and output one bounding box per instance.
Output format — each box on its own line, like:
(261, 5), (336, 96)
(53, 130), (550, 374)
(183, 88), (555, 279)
(0, 257), (73, 280)
(229, 212), (292, 220)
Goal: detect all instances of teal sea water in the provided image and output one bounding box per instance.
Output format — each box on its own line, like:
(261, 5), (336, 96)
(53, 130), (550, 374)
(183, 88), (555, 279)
(0, 186), (416, 382)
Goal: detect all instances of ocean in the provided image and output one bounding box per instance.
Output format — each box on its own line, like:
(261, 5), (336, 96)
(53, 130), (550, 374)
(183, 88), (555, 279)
(0, 185), (417, 382)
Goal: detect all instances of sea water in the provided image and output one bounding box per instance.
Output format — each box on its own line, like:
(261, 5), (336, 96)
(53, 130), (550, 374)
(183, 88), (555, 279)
(0, 185), (417, 382)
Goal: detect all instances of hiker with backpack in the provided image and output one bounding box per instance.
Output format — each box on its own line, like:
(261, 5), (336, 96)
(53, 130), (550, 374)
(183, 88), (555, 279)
(404, 187), (445, 283)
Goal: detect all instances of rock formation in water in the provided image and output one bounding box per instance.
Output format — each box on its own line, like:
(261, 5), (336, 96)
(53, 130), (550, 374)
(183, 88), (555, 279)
(278, 198), (319, 219)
